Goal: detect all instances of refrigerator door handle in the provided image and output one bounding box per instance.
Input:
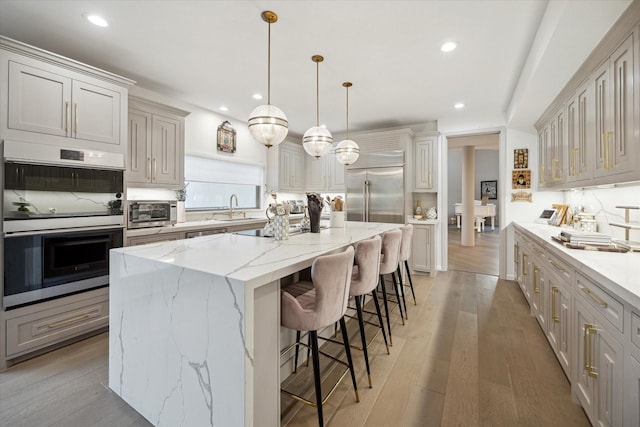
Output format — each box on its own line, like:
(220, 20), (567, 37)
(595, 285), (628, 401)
(364, 180), (370, 222)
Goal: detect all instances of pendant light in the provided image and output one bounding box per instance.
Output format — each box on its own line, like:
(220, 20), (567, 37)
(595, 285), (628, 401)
(248, 11), (288, 148)
(302, 55), (333, 159)
(335, 82), (360, 165)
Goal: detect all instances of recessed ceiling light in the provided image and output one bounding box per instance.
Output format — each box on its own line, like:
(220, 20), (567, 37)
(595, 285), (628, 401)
(219, 106), (229, 112)
(454, 102), (465, 109)
(441, 41), (457, 52)
(252, 93), (263, 100)
(85, 14), (109, 28)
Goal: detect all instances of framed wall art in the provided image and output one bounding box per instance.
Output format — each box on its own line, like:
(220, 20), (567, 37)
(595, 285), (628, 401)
(514, 148), (528, 169)
(217, 120), (236, 153)
(481, 180), (497, 199)
(512, 170), (531, 189)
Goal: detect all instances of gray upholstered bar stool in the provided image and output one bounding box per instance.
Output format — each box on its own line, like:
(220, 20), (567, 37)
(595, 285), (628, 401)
(378, 229), (404, 345)
(280, 246), (358, 427)
(349, 234), (389, 388)
(397, 224), (416, 315)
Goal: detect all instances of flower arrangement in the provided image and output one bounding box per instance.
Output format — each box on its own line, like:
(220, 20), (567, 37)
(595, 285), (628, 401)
(175, 183), (189, 202)
(326, 195), (345, 211)
(266, 191), (291, 217)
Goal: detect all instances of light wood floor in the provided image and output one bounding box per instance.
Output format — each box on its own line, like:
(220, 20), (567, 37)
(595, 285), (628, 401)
(447, 225), (500, 276)
(0, 231), (590, 427)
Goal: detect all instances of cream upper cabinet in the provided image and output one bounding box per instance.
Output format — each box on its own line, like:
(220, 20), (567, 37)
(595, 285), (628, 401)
(127, 97), (189, 188)
(594, 33), (637, 182)
(414, 136), (436, 192)
(535, 24), (639, 189)
(1, 37), (133, 153)
(8, 62), (121, 145)
(539, 107), (566, 188)
(267, 141), (305, 192)
(305, 153), (327, 191)
(305, 149), (345, 192)
(566, 81), (594, 185)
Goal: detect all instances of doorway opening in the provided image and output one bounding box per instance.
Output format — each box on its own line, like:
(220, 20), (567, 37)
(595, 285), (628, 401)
(444, 132), (501, 276)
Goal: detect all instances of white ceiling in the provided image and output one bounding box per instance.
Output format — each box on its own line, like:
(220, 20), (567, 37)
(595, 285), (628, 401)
(0, 0), (632, 140)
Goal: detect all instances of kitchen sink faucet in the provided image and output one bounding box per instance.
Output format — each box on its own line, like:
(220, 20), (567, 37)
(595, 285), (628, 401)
(229, 194), (238, 218)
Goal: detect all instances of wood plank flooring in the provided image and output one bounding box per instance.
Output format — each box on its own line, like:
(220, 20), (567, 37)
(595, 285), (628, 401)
(0, 227), (590, 426)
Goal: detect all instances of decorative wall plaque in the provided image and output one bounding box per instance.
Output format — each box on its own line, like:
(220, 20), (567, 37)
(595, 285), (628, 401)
(512, 170), (531, 189)
(511, 191), (532, 202)
(217, 121), (236, 153)
(514, 148), (528, 169)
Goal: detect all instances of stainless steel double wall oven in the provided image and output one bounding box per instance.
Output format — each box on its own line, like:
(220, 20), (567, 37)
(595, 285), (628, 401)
(2, 141), (125, 308)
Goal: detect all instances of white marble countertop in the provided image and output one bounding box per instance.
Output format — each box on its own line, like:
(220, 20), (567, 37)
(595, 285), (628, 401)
(114, 221), (401, 288)
(124, 213), (304, 237)
(514, 222), (640, 310)
(407, 218), (439, 225)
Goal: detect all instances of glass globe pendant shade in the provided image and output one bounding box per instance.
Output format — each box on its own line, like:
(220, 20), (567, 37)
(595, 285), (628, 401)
(248, 104), (289, 148)
(303, 126), (333, 158)
(335, 139), (360, 165)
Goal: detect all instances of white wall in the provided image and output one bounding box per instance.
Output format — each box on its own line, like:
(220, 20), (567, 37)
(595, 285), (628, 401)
(129, 86), (267, 166)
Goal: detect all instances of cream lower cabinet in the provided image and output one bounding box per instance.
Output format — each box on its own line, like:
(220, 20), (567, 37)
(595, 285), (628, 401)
(547, 273), (572, 378)
(574, 298), (624, 427)
(573, 272), (624, 427)
(626, 347), (640, 426)
(410, 223), (435, 275)
(531, 261), (547, 332)
(512, 224), (639, 425)
(126, 231), (183, 246)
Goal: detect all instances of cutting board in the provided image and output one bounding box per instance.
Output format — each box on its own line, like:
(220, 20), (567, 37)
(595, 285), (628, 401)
(551, 235), (628, 253)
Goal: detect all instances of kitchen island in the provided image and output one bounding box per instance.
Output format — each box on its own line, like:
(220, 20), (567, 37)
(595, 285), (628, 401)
(108, 221), (401, 427)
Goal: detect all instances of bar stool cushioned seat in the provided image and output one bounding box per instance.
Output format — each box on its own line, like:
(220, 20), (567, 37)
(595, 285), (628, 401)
(378, 229), (403, 345)
(281, 246), (358, 427)
(398, 224), (416, 308)
(349, 235), (388, 388)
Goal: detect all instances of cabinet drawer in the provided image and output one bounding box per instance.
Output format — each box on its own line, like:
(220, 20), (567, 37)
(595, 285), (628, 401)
(5, 295), (108, 357)
(546, 253), (572, 283)
(632, 311), (640, 352)
(575, 272), (623, 333)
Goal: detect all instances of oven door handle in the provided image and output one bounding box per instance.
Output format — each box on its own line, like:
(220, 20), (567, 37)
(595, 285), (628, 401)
(4, 225), (124, 238)
(45, 238), (111, 247)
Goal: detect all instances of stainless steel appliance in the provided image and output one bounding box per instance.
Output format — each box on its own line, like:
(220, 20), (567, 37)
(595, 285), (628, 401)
(345, 151), (404, 224)
(128, 201), (177, 228)
(2, 140), (126, 308)
(3, 227), (123, 308)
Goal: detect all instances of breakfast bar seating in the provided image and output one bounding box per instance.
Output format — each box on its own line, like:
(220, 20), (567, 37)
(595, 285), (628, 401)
(109, 221), (401, 426)
(280, 246), (358, 427)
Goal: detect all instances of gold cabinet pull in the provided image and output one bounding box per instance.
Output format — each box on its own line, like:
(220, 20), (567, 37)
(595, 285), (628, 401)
(65, 101), (70, 136)
(552, 158), (559, 181)
(533, 266), (540, 293)
(534, 247), (544, 256)
(522, 254), (527, 276)
(48, 313), (91, 329)
(74, 103), (79, 137)
(572, 147), (579, 177)
(550, 259), (565, 273)
(585, 323), (598, 378)
(581, 286), (608, 308)
(551, 286), (559, 323)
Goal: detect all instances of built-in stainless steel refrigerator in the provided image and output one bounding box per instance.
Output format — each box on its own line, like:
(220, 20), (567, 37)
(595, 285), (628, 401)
(345, 151), (404, 224)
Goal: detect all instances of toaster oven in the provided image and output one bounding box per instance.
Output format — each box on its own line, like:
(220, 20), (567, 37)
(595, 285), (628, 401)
(128, 200), (177, 228)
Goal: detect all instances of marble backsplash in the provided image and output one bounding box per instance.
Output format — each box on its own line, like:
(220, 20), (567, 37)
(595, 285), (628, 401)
(563, 184), (640, 240)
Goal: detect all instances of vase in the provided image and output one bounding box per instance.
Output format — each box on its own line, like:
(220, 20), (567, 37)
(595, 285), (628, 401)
(426, 207), (437, 219)
(273, 215), (289, 240)
(306, 193), (323, 233)
(330, 211), (345, 228)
